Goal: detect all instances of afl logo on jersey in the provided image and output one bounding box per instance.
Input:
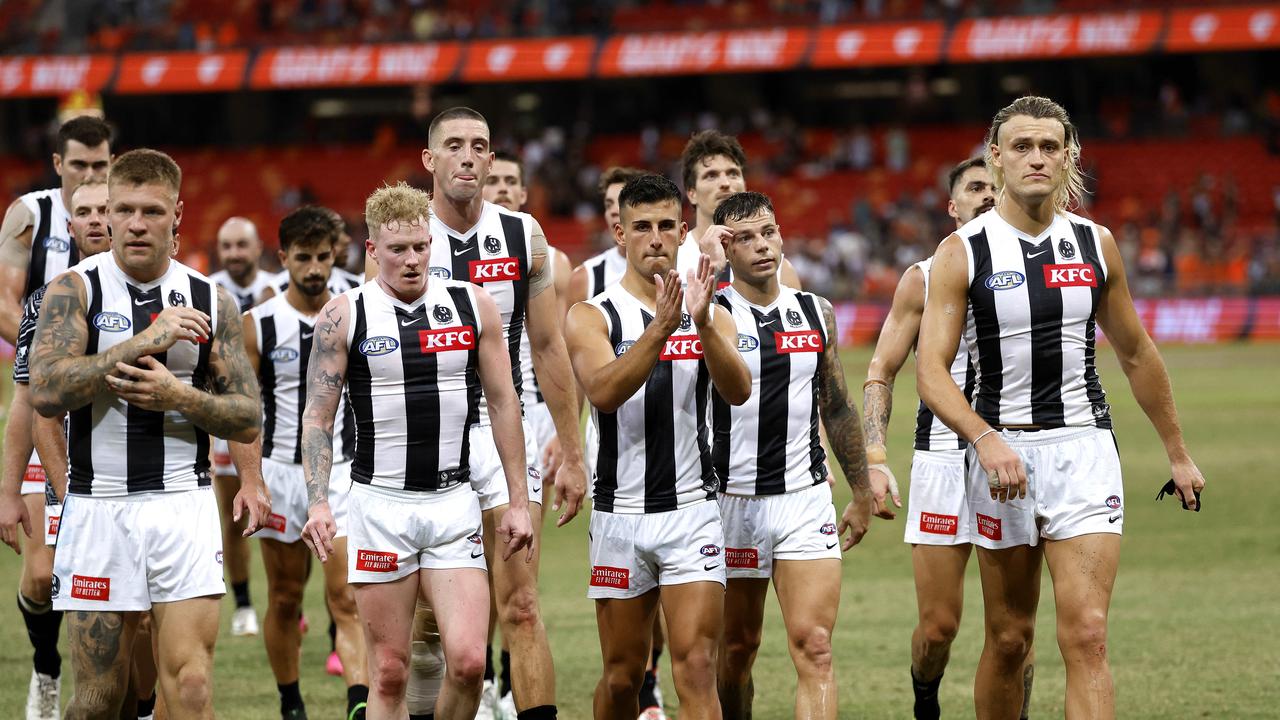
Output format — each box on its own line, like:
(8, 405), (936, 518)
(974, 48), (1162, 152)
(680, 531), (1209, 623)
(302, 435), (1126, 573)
(614, 340), (635, 356)
(786, 309), (803, 327)
(985, 271), (1026, 290)
(483, 235), (502, 255)
(93, 312), (131, 332)
(269, 347), (299, 362)
(42, 237), (70, 252)
(736, 334), (759, 352)
(1058, 239), (1076, 259)
(359, 336), (400, 356)
(167, 289), (187, 307)
(428, 267), (452, 279)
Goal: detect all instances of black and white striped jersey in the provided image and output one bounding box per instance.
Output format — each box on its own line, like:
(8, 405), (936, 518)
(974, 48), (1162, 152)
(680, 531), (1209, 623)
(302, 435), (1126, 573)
(67, 254), (219, 497)
(959, 210), (1112, 429)
(428, 201), (534, 420)
(580, 247), (627, 299)
(267, 267), (363, 301)
(210, 269), (274, 313)
(12, 283), (46, 385)
(250, 294), (355, 465)
(711, 286), (827, 496)
(913, 257), (976, 451)
(19, 188), (77, 302)
(586, 283), (717, 514)
(343, 279), (484, 492)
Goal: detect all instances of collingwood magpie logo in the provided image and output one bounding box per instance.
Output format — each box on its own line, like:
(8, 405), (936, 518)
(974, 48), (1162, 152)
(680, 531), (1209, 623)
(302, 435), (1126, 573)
(679, 313), (692, 331)
(168, 289), (187, 307)
(483, 235), (502, 254)
(1058, 238), (1076, 260)
(433, 304), (453, 324)
(786, 309), (803, 327)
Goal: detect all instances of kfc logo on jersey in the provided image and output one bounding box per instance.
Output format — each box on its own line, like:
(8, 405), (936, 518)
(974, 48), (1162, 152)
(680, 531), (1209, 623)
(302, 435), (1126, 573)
(1043, 264), (1097, 288)
(590, 566), (630, 589)
(70, 575), (111, 601)
(265, 513), (287, 533)
(660, 335), (704, 361)
(418, 326), (476, 353)
(725, 547), (759, 569)
(920, 512), (959, 536)
(355, 550), (398, 572)
(775, 330), (824, 353)
(469, 257), (521, 283)
(976, 513), (1003, 541)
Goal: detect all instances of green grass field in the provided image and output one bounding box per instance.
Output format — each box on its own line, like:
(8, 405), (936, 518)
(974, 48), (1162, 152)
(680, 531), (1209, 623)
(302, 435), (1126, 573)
(1, 344), (1278, 718)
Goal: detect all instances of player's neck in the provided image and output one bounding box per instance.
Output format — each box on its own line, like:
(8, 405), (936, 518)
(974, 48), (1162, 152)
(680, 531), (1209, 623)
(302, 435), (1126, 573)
(996, 194), (1056, 237)
(375, 275), (426, 305)
(59, 185), (73, 214)
(620, 268), (658, 308)
(731, 275), (780, 307)
(431, 194), (483, 234)
(112, 250), (171, 285)
(232, 267), (258, 289)
(285, 284), (329, 316)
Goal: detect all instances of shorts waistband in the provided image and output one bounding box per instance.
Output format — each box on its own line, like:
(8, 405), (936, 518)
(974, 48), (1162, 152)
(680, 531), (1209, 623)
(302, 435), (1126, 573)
(352, 481), (469, 502)
(913, 448), (966, 463)
(65, 486), (212, 503)
(994, 426), (1103, 447)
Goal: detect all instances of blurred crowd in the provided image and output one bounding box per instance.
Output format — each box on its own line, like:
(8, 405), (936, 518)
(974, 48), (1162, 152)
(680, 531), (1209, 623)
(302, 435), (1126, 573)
(4, 0), (1178, 55)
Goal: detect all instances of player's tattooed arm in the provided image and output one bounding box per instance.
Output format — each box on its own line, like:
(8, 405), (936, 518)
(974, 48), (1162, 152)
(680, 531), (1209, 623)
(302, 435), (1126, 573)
(30, 273), (143, 416)
(228, 312), (266, 485)
(816, 297), (870, 491)
(301, 296), (349, 508)
(175, 288), (260, 442)
(862, 265), (926, 450)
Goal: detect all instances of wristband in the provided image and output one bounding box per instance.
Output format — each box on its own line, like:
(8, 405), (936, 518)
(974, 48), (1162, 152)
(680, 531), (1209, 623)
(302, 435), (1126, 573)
(972, 429), (998, 448)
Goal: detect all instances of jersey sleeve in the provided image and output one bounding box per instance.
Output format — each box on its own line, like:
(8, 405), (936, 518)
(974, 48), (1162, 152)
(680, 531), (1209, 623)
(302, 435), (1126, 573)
(12, 284), (46, 384)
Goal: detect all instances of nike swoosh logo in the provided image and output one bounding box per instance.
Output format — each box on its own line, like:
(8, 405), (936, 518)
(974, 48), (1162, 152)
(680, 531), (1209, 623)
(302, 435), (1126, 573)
(134, 298), (153, 306)
(531, 485), (542, 494)
(826, 542), (838, 550)
(400, 317), (423, 326)
(1025, 249), (1051, 259)
(301, 332), (313, 339)
(1108, 514), (1121, 524)
(453, 244), (473, 256)
(470, 548), (484, 558)
(703, 562), (720, 571)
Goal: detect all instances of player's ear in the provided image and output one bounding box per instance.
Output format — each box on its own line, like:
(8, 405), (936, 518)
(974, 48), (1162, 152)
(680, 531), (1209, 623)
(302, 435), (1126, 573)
(173, 199), (183, 229)
(52, 153), (63, 177)
(421, 148), (434, 173)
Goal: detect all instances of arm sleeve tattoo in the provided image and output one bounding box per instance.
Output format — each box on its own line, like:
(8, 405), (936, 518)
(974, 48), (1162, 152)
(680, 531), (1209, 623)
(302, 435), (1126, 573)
(301, 300), (347, 507)
(815, 298), (870, 492)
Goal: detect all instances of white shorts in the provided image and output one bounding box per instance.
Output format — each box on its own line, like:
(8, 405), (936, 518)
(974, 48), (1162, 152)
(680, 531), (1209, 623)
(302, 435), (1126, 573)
(718, 482), (841, 579)
(965, 426), (1124, 549)
(258, 457), (352, 544)
(524, 401), (557, 475)
(212, 437), (235, 477)
(52, 488), (225, 612)
(469, 422), (543, 512)
(904, 449), (972, 546)
(346, 483), (485, 584)
(20, 460), (45, 495)
(587, 500), (725, 599)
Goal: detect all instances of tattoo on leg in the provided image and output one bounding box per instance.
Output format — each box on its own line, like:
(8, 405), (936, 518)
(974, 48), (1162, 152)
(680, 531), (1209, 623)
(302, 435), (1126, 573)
(1021, 663), (1035, 717)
